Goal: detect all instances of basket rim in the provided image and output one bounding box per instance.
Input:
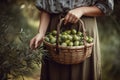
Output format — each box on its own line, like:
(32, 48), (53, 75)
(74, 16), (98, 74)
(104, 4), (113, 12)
(43, 40), (94, 49)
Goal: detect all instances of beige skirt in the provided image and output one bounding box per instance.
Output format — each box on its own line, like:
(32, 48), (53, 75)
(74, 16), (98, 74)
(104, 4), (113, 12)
(40, 14), (101, 80)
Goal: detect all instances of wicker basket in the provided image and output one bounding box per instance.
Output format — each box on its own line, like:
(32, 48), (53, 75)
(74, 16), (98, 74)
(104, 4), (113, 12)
(44, 18), (94, 64)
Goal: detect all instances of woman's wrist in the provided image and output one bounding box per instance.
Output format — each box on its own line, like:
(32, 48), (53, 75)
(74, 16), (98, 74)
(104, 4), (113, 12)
(77, 6), (103, 17)
(37, 32), (45, 37)
(77, 7), (87, 16)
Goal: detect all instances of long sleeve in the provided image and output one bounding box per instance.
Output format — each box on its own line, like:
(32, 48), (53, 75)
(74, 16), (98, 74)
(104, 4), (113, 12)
(35, 0), (67, 14)
(94, 0), (114, 15)
(35, 0), (50, 13)
(35, 0), (114, 14)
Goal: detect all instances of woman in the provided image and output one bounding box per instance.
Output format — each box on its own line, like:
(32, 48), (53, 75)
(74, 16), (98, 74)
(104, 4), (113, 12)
(30, 0), (114, 80)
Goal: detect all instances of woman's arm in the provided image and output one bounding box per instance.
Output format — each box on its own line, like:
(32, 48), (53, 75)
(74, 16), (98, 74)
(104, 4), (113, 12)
(79, 6), (104, 16)
(30, 11), (50, 49)
(38, 11), (50, 35)
(64, 6), (103, 24)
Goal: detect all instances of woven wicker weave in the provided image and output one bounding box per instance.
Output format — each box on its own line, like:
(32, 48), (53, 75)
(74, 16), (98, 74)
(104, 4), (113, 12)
(44, 18), (94, 64)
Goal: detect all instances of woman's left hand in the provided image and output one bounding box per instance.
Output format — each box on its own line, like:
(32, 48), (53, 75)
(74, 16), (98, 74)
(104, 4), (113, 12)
(64, 8), (84, 24)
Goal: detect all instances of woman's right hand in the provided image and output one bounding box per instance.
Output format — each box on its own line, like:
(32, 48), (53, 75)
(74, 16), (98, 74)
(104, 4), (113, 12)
(30, 33), (44, 50)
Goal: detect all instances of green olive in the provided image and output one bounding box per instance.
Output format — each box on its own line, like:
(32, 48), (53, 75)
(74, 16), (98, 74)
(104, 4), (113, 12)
(74, 41), (80, 46)
(71, 29), (77, 34)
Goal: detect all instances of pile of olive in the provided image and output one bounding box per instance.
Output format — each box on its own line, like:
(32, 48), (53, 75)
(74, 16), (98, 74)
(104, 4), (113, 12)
(45, 29), (93, 47)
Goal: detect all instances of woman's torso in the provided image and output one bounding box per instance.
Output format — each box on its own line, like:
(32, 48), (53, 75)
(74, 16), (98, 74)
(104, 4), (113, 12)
(36, 0), (97, 13)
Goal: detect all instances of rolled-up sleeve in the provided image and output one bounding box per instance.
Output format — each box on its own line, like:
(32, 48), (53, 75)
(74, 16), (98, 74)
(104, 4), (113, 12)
(35, 0), (50, 13)
(94, 0), (114, 15)
(35, 0), (42, 11)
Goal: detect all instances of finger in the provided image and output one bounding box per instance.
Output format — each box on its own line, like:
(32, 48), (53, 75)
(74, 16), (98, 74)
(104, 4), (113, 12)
(35, 38), (43, 48)
(64, 13), (70, 25)
(72, 17), (78, 23)
(30, 38), (35, 49)
(35, 40), (39, 49)
(67, 13), (74, 23)
(71, 15), (77, 23)
(30, 39), (34, 49)
(74, 18), (79, 23)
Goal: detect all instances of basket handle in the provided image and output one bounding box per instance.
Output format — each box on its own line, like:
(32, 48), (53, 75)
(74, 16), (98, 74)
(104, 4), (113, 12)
(56, 18), (87, 55)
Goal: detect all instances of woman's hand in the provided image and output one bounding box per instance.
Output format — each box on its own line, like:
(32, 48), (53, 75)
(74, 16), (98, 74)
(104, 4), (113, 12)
(64, 6), (103, 24)
(30, 11), (50, 50)
(30, 33), (44, 50)
(64, 8), (84, 24)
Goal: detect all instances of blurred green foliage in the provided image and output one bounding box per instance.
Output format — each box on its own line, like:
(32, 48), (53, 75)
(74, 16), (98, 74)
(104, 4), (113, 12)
(0, 0), (120, 80)
(97, 0), (120, 80)
(0, 0), (44, 80)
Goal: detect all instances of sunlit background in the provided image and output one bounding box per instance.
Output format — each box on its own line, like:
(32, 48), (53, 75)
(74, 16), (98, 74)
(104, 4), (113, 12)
(0, 0), (120, 80)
